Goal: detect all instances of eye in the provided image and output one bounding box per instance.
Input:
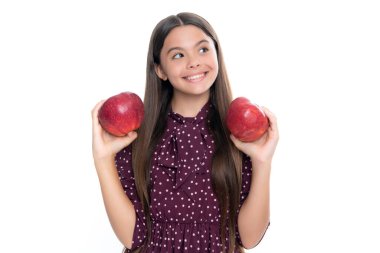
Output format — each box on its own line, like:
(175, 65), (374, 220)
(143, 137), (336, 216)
(172, 52), (184, 59)
(199, 47), (209, 53)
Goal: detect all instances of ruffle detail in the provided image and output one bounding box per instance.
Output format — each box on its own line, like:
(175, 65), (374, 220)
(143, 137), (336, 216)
(155, 103), (213, 190)
(147, 220), (222, 252)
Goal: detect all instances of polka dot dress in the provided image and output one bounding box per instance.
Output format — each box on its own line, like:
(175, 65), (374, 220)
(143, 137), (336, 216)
(115, 103), (259, 252)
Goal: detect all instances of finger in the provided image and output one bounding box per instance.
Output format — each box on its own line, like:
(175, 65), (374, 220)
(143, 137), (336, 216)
(115, 131), (138, 150)
(91, 100), (106, 136)
(230, 134), (237, 143)
(91, 100), (106, 121)
(261, 106), (275, 120)
(126, 131), (138, 142)
(262, 107), (279, 139)
(230, 134), (243, 149)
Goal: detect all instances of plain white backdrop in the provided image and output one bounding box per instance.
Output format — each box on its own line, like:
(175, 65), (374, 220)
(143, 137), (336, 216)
(1, 0), (379, 252)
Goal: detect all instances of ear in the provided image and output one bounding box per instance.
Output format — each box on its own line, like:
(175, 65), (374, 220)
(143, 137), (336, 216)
(154, 64), (168, 81)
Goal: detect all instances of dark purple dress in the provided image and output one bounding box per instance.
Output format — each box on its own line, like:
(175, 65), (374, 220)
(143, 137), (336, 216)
(115, 103), (257, 252)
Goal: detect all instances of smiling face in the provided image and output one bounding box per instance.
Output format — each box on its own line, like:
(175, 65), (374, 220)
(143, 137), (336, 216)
(155, 25), (219, 102)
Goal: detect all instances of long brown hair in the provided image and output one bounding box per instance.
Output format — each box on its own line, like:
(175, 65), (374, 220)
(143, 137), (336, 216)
(132, 12), (243, 253)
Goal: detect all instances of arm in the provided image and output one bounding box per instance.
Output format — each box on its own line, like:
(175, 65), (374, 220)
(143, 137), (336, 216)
(230, 107), (279, 249)
(237, 161), (271, 248)
(91, 100), (138, 248)
(95, 157), (136, 248)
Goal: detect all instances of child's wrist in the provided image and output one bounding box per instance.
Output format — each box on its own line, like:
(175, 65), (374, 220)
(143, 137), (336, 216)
(251, 159), (272, 171)
(94, 155), (116, 171)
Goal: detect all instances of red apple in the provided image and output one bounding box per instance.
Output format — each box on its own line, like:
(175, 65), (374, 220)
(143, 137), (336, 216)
(98, 92), (144, 137)
(226, 97), (269, 142)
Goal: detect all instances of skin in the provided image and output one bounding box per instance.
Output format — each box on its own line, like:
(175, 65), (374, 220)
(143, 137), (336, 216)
(231, 107), (279, 248)
(92, 100), (138, 248)
(91, 24), (279, 249)
(155, 25), (219, 116)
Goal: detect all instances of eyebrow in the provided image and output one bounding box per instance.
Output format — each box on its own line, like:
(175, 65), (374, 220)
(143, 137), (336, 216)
(166, 39), (210, 55)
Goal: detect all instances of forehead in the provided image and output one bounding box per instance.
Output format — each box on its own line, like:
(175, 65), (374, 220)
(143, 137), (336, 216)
(162, 25), (213, 49)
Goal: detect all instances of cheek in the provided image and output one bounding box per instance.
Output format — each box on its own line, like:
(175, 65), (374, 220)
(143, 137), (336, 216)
(167, 64), (184, 78)
(209, 57), (219, 81)
(207, 52), (219, 69)
(208, 56), (219, 74)
(213, 58), (219, 71)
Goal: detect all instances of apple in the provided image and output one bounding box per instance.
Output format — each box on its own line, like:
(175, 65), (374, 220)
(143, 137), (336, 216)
(98, 92), (144, 137)
(226, 97), (269, 142)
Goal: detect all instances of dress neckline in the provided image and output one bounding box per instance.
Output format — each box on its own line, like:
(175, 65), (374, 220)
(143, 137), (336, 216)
(168, 101), (211, 125)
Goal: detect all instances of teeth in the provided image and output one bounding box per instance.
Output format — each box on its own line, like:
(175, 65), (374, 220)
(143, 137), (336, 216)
(186, 73), (205, 80)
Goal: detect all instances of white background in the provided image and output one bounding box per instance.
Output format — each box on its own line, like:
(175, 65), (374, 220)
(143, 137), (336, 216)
(1, 0), (379, 252)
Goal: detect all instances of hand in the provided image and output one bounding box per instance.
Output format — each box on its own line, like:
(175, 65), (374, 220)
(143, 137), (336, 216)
(230, 107), (279, 166)
(91, 100), (138, 162)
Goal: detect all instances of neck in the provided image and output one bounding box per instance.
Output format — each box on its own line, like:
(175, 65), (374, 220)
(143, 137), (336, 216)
(171, 91), (210, 117)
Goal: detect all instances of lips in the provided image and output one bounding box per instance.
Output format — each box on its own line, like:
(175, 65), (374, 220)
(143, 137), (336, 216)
(183, 72), (207, 82)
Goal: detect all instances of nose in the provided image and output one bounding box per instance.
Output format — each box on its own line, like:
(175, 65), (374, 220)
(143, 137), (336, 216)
(188, 62), (200, 69)
(187, 55), (200, 69)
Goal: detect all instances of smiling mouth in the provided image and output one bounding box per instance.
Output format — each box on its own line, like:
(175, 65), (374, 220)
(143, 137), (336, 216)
(184, 72), (208, 82)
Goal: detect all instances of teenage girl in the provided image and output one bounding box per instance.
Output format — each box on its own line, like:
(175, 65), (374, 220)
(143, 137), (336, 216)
(91, 12), (279, 253)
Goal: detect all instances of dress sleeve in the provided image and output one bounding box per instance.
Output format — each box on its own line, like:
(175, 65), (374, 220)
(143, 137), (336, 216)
(236, 154), (270, 249)
(115, 146), (147, 251)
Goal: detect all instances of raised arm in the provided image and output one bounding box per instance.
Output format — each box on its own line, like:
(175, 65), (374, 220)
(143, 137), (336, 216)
(230, 107), (279, 248)
(91, 100), (138, 248)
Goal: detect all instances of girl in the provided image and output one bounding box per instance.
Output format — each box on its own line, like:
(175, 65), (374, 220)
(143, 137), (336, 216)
(91, 12), (279, 253)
